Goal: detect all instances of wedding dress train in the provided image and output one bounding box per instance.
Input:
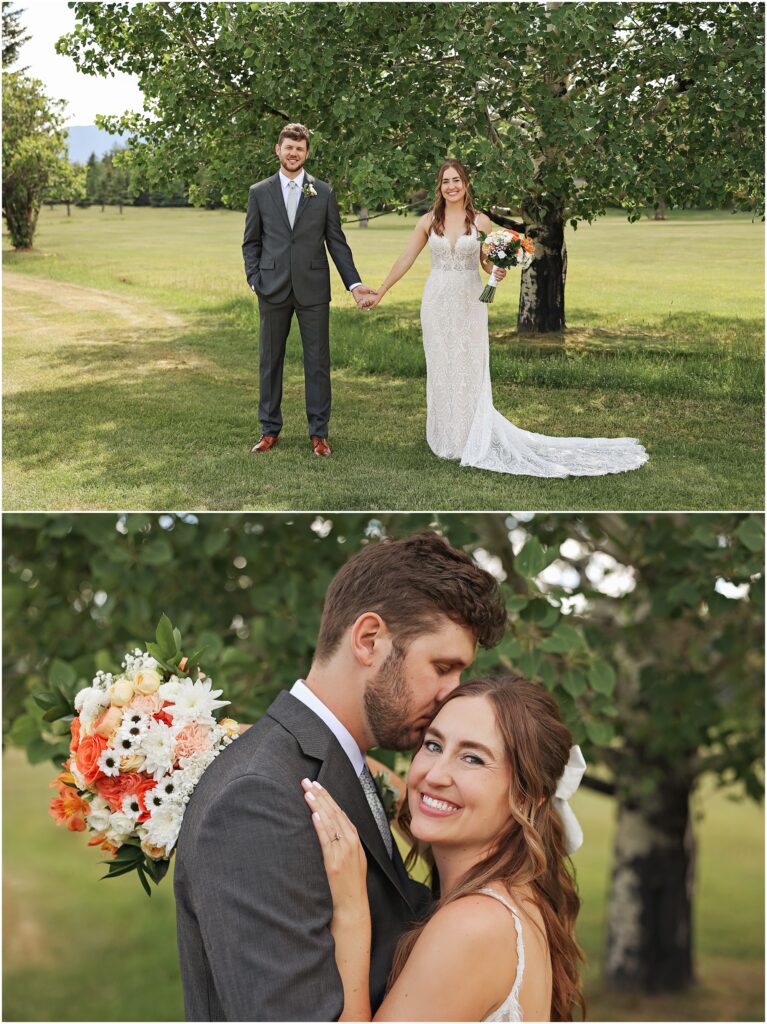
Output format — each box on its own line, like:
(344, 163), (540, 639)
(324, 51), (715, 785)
(419, 226), (649, 477)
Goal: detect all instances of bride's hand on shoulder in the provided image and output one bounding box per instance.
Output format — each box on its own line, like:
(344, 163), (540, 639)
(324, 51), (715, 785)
(301, 778), (368, 920)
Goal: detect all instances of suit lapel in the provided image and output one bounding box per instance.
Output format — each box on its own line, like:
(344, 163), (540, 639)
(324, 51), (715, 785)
(291, 173), (314, 230)
(268, 172), (292, 232)
(267, 691), (416, 911)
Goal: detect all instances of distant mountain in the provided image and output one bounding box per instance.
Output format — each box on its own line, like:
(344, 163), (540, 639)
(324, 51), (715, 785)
(66, 125), (133, 164)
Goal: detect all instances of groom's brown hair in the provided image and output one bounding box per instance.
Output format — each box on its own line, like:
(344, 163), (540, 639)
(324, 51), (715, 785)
(314, 530), (507, 660)
(277, 123), (310, 149)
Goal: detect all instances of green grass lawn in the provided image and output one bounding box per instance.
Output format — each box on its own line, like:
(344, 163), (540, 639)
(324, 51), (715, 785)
(3, 749), (763, 1021)
(3, 206), (763, 511)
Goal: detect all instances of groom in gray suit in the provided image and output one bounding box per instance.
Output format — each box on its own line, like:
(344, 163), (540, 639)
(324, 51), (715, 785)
(242, 123), (374, 458)
(174, 531), (507, 1021)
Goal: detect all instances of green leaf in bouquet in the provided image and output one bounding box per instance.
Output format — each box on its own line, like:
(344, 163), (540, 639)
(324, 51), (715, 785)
(173, 627), (182, 650)
(101, 860), (140, 880)
(33, 692), (60, 711)
(135, 862), (152, 897)
(143, 854), (171, 885)
(112, 843), (144, 863)
(155, 614), (176, 658)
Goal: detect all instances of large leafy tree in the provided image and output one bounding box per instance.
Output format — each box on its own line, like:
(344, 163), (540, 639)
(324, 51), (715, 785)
(58, 2), (764, 332)
(3, 513), (762, 994)
(2, 72), (72, 248)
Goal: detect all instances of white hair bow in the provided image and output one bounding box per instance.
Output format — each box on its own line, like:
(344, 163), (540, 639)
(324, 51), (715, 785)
(552, 745), (586, 855)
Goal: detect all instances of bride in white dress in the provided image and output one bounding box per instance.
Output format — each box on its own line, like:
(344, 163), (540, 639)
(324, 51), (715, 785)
(301, 676), (587, 1022)
(364, 160), (648, 477)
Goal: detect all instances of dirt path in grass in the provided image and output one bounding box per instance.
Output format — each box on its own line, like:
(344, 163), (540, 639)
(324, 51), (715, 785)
(3, 271), (186, 330)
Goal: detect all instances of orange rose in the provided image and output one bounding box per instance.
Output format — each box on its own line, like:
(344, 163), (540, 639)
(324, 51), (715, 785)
(95, 771), (156, 814)
(75, 733), (109, 787)
(48, 782), (90, 832)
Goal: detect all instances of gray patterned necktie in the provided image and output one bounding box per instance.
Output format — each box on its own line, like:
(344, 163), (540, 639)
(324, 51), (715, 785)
(359, 763), (393, 857)
(286, 180), (299, 228)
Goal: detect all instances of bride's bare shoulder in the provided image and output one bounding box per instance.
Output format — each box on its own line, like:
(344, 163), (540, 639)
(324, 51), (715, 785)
(475, 211), (494, 233)
(375, 895), (519, 1020)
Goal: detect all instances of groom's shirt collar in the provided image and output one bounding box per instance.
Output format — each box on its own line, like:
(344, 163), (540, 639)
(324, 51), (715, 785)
(290, 679), (365, 775)
(278, 168), (306, 193)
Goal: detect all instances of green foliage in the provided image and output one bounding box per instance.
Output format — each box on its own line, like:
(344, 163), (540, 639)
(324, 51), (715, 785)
(2, 2), (30, 70)
(57, 2), (764, 223)
(4, 513), (762, 811)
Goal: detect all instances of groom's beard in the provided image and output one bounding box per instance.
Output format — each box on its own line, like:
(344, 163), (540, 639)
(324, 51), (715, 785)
(363, 644), (430, 751)
(279, 155), (306, 174)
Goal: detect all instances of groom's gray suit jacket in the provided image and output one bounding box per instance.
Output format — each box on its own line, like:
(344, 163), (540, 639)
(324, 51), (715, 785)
(174, 691), (431, 1022)
(242, 172), (361, 306)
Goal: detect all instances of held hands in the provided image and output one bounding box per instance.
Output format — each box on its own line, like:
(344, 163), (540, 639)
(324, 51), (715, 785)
(353, 285), (383, 310)
(489, 266), (507, 281)
(301, 778), (368, 918)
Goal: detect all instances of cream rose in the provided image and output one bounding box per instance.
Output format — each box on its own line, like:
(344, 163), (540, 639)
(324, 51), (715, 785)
(134, 668), (162, 696)
(109, 679), (135, 707)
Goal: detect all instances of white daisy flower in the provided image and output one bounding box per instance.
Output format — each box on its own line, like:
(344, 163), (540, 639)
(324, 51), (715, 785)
(121, 793), (143, 821)
(97, 747), (121, 777)
(116, 713), (149, 747)
(140, 720), (177, 780)
(86, 795), (112, 834)
(163, 679), (229, 727)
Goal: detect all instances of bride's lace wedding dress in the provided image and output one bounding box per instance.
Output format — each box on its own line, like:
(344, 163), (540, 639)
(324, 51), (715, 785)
(419, 224), (649, 477)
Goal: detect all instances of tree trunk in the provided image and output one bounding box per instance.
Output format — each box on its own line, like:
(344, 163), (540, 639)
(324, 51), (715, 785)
(604, 778), (695, 993)
(66, 202), (71, 217)
(654, 197), (667, 221)
(358, 205), (369, 228)
(517, 205), (566, 333)
(119, 200), (123, 215)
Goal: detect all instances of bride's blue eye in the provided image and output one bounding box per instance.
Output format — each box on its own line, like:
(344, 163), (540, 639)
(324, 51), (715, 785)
(463, 753), (485, 766)
(424, 739), (441, 753)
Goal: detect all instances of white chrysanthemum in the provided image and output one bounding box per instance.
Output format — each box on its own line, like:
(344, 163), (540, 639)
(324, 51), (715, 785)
(140, 720), (177, 780)
(144, 798), (184, 850)
(158, 676), (183, 703)
(86, 795), (112, 834)
(97, 747), (121, 777)
(163, 679), (229, 726)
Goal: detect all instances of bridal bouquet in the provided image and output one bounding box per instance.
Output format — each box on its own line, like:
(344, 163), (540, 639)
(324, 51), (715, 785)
(46, 616), (239, 894)
(478, 228), (536, 303)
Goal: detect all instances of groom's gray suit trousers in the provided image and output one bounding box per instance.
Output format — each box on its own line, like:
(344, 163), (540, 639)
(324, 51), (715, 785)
(258, 292), (330, 438)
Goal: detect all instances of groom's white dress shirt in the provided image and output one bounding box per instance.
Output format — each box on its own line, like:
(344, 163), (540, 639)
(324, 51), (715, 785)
(277, 170), (361, 293)
(289, 679), (365, 774)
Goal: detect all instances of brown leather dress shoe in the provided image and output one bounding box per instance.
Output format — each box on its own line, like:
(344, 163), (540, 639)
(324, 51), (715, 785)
(310, 435), (332, 457)
(251, 434), (280, 454)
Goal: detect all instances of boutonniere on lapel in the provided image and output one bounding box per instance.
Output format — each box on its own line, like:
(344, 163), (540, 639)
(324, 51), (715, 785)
(373, 769), (401, 823)
(302, 182), (318, 199)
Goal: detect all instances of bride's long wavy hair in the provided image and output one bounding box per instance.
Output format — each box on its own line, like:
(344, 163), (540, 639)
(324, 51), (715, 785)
(429, 159), (478, 237)
(389, 675), (586, 1022)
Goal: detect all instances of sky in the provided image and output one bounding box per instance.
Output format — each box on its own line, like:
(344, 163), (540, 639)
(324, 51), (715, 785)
(13, 1), (144, 126)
